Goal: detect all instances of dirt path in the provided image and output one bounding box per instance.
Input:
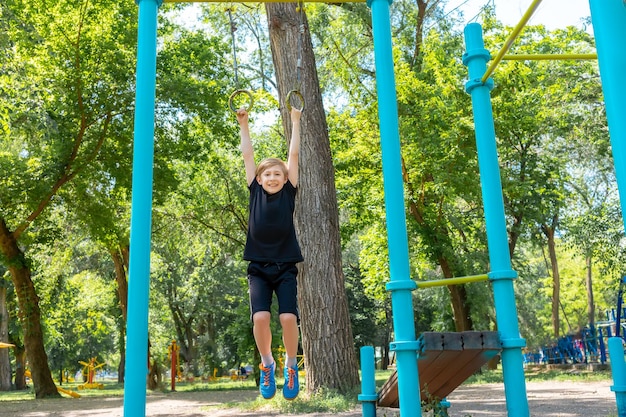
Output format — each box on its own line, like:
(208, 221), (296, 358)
(0, 380), (617, 416)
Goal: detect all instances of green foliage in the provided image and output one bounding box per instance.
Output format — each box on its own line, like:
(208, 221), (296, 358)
(1, 0), (623, 395)
(31, 229), (118, 374)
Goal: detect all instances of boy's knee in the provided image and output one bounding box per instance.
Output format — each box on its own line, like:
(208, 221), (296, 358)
(279, 313), (297, 327)
(253, 311), (271, 325)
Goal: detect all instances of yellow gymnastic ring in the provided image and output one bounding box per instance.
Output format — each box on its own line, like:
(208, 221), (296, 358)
(286, 90), (305, 112)
(229, 89), (254, 112)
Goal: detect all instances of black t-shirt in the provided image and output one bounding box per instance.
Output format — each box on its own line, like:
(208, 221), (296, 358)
(243, 180), (303, 263)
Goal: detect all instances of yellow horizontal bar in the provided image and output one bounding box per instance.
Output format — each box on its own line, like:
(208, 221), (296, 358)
(164, 0), (365, 2)
(502, 53), (597, 61)
(417, 274), (489, 289)
(482, 0), (543, 83)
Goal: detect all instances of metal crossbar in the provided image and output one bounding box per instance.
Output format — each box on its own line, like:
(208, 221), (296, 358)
(502, 53), (597, 61)
(416, 274), (488, 289)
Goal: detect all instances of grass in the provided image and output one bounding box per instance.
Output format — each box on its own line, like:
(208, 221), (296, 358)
(0, 367), (615, 415)
(0, 377), (256, 402)
(228, 386), (359, 414)
(464, 366), (613, 385)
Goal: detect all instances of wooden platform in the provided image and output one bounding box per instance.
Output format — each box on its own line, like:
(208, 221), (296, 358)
(377, 331), (501, 408)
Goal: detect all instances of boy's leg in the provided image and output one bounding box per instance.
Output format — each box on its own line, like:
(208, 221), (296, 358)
(280, 313), (299, 366)
(275, 263), (300, 400)
(248, 263), (276, 399)
(280, 313), (300, 400)
(253, 311), (274, 366)
(253, 311), (277, 399)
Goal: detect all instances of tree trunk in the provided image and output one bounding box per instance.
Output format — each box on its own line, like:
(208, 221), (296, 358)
(440, 257), (473, 331)
(266, 2), (360, 393)
(13, 344), (26, 390)
(0, 285), (11, 390)
(542, 220), (560, 338)
(111, 246), (129, 321)
(585, 255), (595, 330)
(0, 219), (59, 398)
(111, 245), (128, 382)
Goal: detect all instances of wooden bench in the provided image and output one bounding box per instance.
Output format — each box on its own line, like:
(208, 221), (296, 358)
(377, 331), (501, 408)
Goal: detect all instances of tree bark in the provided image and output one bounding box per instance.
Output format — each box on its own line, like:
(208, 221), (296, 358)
(585, 255), (595, 330)
(0, 219), (59, 398)
(0, 285), (11, 390)
(266, 2), (360, 393)
(13, 344), (26, 390)
(111, 246), (129, 321)
(439, 257), (473, 331)
(110, 245), (129, 383)
(542, 219), (560, 338)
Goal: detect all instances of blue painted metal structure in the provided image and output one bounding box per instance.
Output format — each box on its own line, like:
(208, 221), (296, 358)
(126, 0), (626, 416)
(588, 1), (626, 416)
(124, 0), (161, 416)
(367, 0), (420, 415)
(358, 346), (378, 417)
(463, 23), (529, 416)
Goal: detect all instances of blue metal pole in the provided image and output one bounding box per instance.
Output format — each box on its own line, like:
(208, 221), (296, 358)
(609, 337), (626, 416)
(367, 0), (420, 416)
(588, 2), (626, 414)
(358, 346), (378, 417)
(588, 0), (626, 214)
(123, 1), (161, 416)
(463, 23), (529, 417)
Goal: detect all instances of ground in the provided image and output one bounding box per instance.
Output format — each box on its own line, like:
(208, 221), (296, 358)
(0, 380), (617, 416)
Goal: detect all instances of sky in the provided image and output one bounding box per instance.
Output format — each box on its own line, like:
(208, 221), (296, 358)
(451, 0), (592, 31)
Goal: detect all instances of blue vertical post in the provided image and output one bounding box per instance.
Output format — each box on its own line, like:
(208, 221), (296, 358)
(123, 1), (161, 416)
(609, 337), (626, 416)
(463, 23), (529, 416)
(588, 2), (626, 414)
(367, 0), (420, 416)
(358, 346), (378, 417)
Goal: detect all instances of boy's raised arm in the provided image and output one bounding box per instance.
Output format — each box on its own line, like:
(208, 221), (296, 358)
(237, 109), (257, 186)
(287, 107), (301, 187)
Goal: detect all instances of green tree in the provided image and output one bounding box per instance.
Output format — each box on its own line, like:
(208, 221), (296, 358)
(0, 0), (140, 397)
(490, 23), (601, 338)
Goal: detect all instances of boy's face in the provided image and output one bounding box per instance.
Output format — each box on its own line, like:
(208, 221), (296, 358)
(257, 165), (288, 194)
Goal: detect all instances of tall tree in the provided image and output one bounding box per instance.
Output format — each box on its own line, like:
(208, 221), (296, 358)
(265, 2), (360, 392)
(0, 0), (138, 397)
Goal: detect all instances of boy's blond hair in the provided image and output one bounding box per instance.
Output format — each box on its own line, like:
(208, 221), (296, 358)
(255, 158), (288, 178)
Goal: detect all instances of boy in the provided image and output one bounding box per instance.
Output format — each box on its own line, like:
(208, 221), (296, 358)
(236, 107), (302, 400)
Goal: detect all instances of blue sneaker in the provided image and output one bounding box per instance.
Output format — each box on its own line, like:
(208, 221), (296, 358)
(283, 365), (299, 400)
(259, 363), (276, 399)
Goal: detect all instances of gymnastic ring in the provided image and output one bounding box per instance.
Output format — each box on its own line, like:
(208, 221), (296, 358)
(286, 90), (305, 112)
(229, 89), (254, 112)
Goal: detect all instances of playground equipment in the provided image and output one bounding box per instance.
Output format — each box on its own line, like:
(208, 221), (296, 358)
(123, 0), (625, 416)
(24, 370), (81, 398)
(523, 333), (599, 366)
(524, 277), (626, 367)
(78, 357), (105, 390)
(377, 331), (501, 411)
(167, 340), (181, 391)
(360, 1), (626, 416)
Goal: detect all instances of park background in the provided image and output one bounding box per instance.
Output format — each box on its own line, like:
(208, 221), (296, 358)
(0, 0), (620, 403)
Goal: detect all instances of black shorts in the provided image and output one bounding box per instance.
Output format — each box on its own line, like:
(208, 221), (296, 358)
(247, 261), (299, 320)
